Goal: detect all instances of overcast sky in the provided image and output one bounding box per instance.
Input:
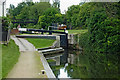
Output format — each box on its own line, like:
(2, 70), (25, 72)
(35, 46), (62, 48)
(1, 0), (119, 16)
(5, 0), (82, 14)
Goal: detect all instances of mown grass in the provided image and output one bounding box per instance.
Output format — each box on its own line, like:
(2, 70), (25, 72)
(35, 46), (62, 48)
(68, 29), (88, 34)
(19, 29), (88, 36)
(26, 38), (55, 48)
(2, 40), (20, 78)
(54, 29), (88, 34)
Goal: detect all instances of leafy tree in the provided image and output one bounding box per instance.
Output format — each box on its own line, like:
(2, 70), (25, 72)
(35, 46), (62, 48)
(29, 2), (51, 20)
(38, 8), (61, 29)
(8, 2), (34, 18)
(66, 5), (81, 29)
(8, 2), (51, 28)
(86, 3), (120, 53)
(7, 4), (15, 16)
(65, 2), (120, 53)
(2, 17), (11, 31)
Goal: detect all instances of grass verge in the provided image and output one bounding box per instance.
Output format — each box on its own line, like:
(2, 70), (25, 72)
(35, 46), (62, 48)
(26, 38), (55, 48)
(68, 29), (88, 34)
(2, 40), (20, 78)
(54, 29), (88, 34)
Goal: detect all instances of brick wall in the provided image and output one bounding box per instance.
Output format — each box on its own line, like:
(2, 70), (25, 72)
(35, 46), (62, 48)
(11, 29), (19, 35)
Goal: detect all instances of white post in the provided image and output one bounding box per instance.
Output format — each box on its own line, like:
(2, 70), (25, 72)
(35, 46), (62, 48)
(2, 0), (6, 17)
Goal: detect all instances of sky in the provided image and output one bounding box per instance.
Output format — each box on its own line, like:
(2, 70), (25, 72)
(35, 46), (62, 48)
(60, 0), (81, 13)
(2, 0), (119, 16)
(5, 0), (82, 14)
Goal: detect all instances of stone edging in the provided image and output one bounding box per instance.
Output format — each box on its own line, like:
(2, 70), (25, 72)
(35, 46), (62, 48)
(39, 52), (56, 78)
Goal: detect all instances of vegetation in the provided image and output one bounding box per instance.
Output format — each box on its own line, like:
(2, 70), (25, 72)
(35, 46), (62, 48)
(54, 29), (88, 34)
(68, 30), (87, 34)
(38, 7), (61, 29)
(50, 31), (119, 79)
(65, 2), (120, 54)
(7, 2), (120, 54)
(2, 40), (20, 78)
(2, 17), (11, 32)
(47, 59), (56, 63)
(26, 38), (55, 48)
(4, 1), (120, 79)
(78, 32), (119, 79)
(7, 2), (61, 29)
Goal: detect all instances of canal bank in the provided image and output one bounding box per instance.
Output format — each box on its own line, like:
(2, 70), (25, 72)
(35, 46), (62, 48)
(10, 32), (119, 79)
(35, 35), (64, 78)
(25, 33), (83, 79)
(35, 34), (82, 78)
(39, 52), (56, 78)
(14, 33), (66, 78)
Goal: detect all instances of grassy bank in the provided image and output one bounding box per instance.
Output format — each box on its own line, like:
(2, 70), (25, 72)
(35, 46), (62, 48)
(68, 30), (88, 34)
(54, 29), (88, 34)
(26, 38), (55, 48)
(2, 40), (20, 78)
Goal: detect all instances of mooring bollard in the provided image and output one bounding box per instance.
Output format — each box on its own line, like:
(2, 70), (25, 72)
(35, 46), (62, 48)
(41, 32), (44, 35)
(41, 70), (45, 74)
(49, 31), (52, 35)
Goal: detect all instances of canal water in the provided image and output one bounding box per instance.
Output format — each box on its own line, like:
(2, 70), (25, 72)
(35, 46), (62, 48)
(45, 48), (119, 79)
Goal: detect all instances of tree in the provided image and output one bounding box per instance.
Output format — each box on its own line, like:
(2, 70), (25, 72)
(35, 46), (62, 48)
(8, 2), (51, 28)
(2, 17), (10, 31)
(28, 2), (51, 22)
(66, 5), (81, 29)
(38, 8), (61, 29)
(65, 2), (120, 53)
(7, 2), (34, 19)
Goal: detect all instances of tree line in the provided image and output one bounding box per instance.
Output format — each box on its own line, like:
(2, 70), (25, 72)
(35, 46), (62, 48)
(7, 2), (62, 29)
(4, 1), (120, 53)
(66, 2), (120, 54)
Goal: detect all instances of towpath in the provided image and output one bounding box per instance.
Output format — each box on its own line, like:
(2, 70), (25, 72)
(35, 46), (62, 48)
(6, 36), (47, 78)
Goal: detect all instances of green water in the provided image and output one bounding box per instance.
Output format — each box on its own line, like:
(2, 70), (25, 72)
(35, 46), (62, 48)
(46, 49), (119, 79)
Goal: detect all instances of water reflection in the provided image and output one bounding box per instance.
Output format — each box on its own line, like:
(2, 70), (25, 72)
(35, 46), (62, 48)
(45, 49), (118, 79)
(58, 63), (71, 78)
(45, 49), (84, 78)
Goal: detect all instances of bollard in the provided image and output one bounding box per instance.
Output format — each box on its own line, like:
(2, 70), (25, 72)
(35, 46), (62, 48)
(41, 70), (45, 74)
(49, 31), (52, 35)
(41, 32), (44, 35)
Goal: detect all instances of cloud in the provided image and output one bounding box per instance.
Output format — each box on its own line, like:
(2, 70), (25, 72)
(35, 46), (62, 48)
(60, 0), (81, 14)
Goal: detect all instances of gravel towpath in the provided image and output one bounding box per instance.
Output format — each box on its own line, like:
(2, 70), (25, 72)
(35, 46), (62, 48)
(6, 36), (47, 78)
